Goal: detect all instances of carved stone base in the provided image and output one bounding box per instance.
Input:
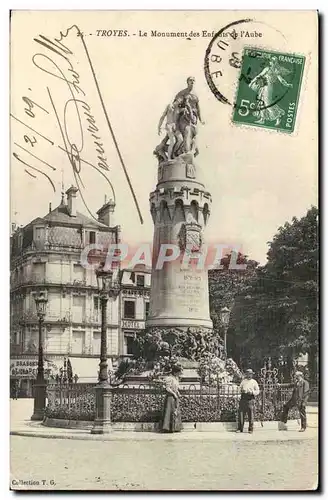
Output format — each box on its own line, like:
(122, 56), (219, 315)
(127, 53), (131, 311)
(145, 325), (216, 361)
(30, 381), (46, 421)
(147, 326), (213, 335)
(30, 408), (45, 421)
(91, 383), (113, 435)
(156, 153), (203, 185)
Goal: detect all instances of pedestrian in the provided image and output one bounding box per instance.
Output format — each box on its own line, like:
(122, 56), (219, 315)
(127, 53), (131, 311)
(12, 380), (19, 400)
(236, 368), (260, 434)
(280, 371), (309, 432)
(161, 365), (183, 433)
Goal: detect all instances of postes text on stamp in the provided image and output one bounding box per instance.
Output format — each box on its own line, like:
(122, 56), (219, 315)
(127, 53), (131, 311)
(232, 48), (305, 133)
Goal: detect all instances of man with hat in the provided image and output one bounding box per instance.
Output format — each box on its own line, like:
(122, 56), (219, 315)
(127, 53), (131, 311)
(280, 371), (309, 432)
(236, 368), (260, 434)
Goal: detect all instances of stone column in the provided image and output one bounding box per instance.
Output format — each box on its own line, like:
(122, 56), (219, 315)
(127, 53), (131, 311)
(146, 153), (212, 331)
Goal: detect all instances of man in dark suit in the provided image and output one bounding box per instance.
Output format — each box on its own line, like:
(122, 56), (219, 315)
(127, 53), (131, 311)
(280, 371), (310, 432)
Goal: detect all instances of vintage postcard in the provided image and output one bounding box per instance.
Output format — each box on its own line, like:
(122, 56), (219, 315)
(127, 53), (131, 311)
(10, 10), (318, 491)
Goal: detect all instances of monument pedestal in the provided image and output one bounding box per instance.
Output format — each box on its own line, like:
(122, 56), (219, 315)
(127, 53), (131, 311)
(147, 154), (213, 332)
(178, 359), (202, 389)
(123, 360), (202, 390)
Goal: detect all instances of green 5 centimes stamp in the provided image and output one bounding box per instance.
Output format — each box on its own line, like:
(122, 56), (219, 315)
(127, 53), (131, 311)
(232, 47), (305, 133)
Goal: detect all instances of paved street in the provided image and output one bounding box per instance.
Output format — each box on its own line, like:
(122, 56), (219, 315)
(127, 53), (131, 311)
(11, 435), (318, 491)
(10, 399), (318, 491)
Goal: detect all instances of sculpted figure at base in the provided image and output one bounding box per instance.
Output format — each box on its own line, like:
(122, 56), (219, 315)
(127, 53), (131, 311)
(157, 98), (184, 160)
(154, 76), (204, 163)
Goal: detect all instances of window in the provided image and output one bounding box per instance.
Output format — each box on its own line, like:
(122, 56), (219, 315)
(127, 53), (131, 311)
(145, 302), (150, 318)
(136, 274), (145, 287)
(124, 300), (135, 319)
(32, 262), (45, 282)
(72, 295), (85, 322)
(125, 334), (135, 355)
(30, 292), (37, 314)
(46, 331), (62, 353)
(34, 227), (44, 249)
(92, 332), (101, 355)
(73, 295), (85, 307)
(34, 227), (44, 241)
(89, 231), (96, 244)
(73, 264), (85, 281)
(26, 330), (38, 353)
(72, 331), (85, 354)
(93, 296), (100, 321)
(11, 330), (19, 345)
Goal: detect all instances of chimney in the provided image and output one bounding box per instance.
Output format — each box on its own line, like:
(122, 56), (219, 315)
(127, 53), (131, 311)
(49, 202), (52, 213)
(66, 186), (78, 217)
(97, 199), (115, 226)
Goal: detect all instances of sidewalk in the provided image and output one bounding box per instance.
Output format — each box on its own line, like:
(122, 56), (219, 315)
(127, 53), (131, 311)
(10, 399), (318, 442)
(10, 421), (318, 442)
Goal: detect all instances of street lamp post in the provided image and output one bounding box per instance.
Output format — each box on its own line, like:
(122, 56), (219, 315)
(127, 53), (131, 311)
(31, 292), (48, 421)
(91, 266), (120, 434)
(220, 306), (231, 360)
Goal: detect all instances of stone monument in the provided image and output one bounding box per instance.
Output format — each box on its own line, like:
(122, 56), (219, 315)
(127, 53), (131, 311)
(146, 77), (213, 345)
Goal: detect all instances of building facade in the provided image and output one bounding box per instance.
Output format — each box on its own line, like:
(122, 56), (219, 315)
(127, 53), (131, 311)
(120, 267), (151, 356)
(10, 188), (150, 396)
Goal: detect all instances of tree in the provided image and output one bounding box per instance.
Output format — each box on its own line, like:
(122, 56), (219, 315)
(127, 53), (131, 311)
(232, 207), (318, 382)
(208, 251), (259, 362)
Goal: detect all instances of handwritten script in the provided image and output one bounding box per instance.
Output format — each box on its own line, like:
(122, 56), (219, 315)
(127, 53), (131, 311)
(11, 25), (143, 224)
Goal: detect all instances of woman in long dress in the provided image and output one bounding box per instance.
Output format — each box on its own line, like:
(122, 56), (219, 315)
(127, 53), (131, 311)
(161, 366), (182, 433)
(249, 56), (293, 126)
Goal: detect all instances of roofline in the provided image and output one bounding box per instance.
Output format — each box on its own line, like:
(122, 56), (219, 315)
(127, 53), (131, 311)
(13, 217), (120, 233)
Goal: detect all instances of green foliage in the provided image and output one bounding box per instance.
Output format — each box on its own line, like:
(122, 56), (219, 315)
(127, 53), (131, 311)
(198, 355), (244, 385)
(208, 252), (259, 362)
(133, 327), (218, 363)
(230, 207), (318, 379)
(208, 252), (259, 323)
(123, 326), (220, 379)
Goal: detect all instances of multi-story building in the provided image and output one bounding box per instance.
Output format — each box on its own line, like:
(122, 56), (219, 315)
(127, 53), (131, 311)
(10, 187), (150, 397)
(120, 266), (151, 356)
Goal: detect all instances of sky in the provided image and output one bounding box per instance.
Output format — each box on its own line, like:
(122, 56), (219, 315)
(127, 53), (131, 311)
(10, 10), (318, 264)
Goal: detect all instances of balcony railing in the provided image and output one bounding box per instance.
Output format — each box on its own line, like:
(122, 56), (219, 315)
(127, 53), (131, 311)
(83, 314), (100, 324)
(18, 311), (72, 323)
(47, 312), (71, 323)
(12, 241), (84, 258)
(11, 278), (100, 291)
(10, 343), (39, 355)
(19, 312), (38, 322)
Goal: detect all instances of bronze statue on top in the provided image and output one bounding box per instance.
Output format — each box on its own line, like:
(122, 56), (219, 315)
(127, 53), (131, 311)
(154, 77), (205, 163)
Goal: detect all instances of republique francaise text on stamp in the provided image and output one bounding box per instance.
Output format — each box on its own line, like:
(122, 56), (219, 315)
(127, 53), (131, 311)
(233, 47), (305, 133)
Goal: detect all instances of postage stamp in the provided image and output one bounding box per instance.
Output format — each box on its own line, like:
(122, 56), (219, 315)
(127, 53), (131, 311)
(232, 47), (305, 133)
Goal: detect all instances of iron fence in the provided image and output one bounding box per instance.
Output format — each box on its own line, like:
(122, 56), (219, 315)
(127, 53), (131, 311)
(45, 380), (299, 423)
(46, 382), (96, 421)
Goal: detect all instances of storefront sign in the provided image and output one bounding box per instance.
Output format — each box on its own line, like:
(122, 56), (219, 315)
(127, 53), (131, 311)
(10, 359), (59, 379)
(10, 359), (38, 379)
(121, 320), (144, 330)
